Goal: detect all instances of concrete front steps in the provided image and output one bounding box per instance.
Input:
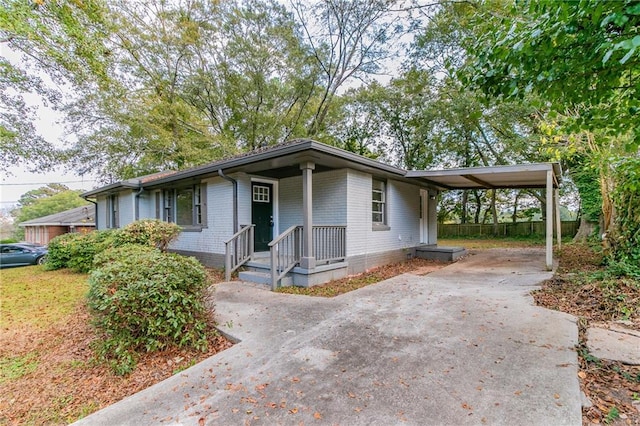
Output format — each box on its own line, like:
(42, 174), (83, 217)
(238, 258), (348, 288)
(416, 245), (467, 262)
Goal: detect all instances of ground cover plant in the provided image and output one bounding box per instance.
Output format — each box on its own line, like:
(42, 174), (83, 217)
(533, 243), (640, 425)
(0, 264), (231, 425)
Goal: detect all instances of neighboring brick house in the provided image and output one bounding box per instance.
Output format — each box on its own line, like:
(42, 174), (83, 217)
(83, 139), (561, 289)
(19, 205), (95, 245)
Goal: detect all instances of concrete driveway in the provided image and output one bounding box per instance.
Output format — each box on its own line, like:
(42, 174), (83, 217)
(75, 248), (581, 425)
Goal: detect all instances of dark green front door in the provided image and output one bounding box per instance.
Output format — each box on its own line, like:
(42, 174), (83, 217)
(252, 182), (274, 252)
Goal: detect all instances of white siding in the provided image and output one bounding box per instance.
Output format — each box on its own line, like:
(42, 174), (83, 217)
(119, 190), (135, 226)
(279, 169), (347, 230)
(346, 170), (421, 257)
(95, 191), (135, 230)
(96, 195), (107, 230)
(137, 191), (157, 220)
(169, 176), (233, 255)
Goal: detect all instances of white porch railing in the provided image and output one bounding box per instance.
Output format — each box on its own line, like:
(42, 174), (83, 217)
(267, 225), (346, 290)
(224, 224), (254, 281)
(313, 225), (346, 263)
(269, 225), (302, 290)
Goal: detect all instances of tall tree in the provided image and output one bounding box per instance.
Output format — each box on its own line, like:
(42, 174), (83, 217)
(461, 0), (640, 245)
(0, 0), (111, 173)
(292, 0), (403, 136)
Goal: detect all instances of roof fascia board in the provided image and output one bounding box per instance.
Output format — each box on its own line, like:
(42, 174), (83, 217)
(138, 140), (406, 188)
(19, 222), (95, 227)
(406, 163), (555, 178)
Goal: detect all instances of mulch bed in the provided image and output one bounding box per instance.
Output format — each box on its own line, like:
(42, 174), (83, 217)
(275, 257), (448, 297)
(532, 244), (640, 425)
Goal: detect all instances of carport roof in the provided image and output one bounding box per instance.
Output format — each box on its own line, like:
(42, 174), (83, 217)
(405, 163), (561, 191)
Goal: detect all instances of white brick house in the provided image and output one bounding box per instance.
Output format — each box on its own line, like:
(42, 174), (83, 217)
(83, 139), (561, 288)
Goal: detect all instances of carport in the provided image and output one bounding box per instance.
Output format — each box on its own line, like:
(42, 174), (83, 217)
(406, 163), (562, 270)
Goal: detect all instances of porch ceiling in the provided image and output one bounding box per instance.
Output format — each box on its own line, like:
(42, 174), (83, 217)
(405, 163), (561, 191)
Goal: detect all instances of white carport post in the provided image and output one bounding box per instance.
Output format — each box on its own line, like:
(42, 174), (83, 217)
(555, 187), (562, 249)
(546, 169), (553, 270)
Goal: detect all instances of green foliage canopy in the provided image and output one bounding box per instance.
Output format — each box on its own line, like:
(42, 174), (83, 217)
(11, 184), (89, 238)
(462, 0), (640, 148)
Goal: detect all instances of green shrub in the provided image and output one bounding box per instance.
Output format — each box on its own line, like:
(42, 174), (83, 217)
(87, 247), (210, 375)
(609, 156), (640, 278)
(44, 233), (83, 270)
(66, 230), (118, 273)
(0, 238), (18, 244)
(113, 219), (181, 252)
(92, 244), (157, 268)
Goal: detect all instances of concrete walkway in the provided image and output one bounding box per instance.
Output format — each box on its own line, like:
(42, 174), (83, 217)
(75, 248), (582, 426)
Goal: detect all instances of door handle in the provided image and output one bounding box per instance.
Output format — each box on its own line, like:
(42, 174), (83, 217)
(269, 216), (274, 227)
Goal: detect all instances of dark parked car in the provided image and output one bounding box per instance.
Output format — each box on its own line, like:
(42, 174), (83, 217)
(0, 243), (48, 268)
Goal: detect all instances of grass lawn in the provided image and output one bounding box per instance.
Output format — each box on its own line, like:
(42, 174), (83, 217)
(0, 265), (230, 425)
(1, 266), (89, 330)
(437, 235), (576, 249)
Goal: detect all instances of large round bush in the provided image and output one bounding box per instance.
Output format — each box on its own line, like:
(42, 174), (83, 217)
(88, 246), (210, 374)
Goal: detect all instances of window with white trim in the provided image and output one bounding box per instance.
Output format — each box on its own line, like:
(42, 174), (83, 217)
(372, 179), (386, 225)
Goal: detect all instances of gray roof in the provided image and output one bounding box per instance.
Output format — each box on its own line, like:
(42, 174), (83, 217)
(81, 139), (562, 196)
(19, 205), (95, 227)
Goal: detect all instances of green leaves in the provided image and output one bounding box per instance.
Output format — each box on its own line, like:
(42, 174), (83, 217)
(461, 0), (639, 144)
(88, 245), (210, 375)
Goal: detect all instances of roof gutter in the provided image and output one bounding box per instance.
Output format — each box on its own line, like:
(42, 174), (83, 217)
(217, 169), (238, 232)
(82, 196), (99, 229)
(134, 186), (144, 220)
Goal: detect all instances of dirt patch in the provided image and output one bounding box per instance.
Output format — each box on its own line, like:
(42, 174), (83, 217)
(533, 244), (640, 425)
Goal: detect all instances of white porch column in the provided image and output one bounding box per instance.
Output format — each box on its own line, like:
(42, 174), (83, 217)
(546, 169), (553, 270)
(555, 187), (562, 249)
(300, 161), (316, 269)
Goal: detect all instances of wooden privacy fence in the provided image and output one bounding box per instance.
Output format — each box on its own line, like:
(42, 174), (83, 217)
(438, 221), (579, 238)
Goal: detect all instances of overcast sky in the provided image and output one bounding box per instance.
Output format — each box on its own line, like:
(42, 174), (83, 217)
(0, 45), (97, 210)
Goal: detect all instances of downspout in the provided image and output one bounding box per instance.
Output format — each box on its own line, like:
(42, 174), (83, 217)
(82, 197), (98, 229)
(134, 186), (144, 220)
(218, 169), (238, 232)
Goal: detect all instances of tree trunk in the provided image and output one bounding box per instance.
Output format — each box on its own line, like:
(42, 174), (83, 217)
(573, 215), (597, 242)
(512, 191), (521, 223)
(461, 190), (468, 224)
(472, 190), (482, 224)
(490, 189), (498, 235)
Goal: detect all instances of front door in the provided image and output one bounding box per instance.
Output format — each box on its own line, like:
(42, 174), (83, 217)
(252, 182), (274, 252)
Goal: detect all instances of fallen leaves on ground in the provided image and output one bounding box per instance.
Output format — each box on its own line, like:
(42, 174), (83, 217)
(0, 273), (233, 425)
(533, 243), (640, 425)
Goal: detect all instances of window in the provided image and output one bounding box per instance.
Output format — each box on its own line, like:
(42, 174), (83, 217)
(163, 184), (205, 228)
(252, 185), (270, 203)
(107, 194), (119, 228)
(163, 190), (173, 222)
(372, 179), (386, 225)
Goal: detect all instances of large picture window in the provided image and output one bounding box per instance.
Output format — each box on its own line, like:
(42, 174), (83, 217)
(372, 179), (386, 225)
(163, 184), (205, 228)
